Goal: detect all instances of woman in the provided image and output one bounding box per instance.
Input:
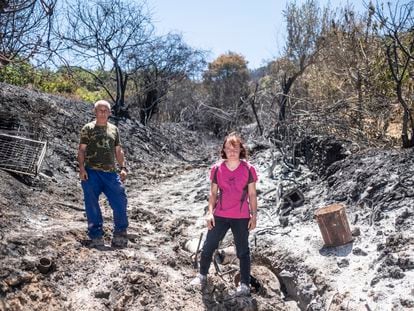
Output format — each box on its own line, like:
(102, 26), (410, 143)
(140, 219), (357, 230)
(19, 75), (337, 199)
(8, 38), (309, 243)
(191, 132), (258, 296)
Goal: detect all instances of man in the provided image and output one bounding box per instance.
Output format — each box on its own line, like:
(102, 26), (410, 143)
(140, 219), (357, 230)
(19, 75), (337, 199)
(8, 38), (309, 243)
(77, 100), (129, 248)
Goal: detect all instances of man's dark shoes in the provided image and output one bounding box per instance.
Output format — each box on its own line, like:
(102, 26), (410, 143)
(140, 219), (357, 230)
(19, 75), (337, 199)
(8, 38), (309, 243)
(111, 231), (128, 248)
(87, 237), (105, 249)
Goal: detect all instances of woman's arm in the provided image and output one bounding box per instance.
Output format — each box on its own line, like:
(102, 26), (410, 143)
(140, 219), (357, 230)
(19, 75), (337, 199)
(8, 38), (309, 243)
(206, 183), (218, 229)
(248, 182), (257, 230)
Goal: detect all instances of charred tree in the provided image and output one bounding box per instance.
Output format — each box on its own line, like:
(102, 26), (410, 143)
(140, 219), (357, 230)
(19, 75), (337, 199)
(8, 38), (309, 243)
(277, 0), (328, 122)
(58, 0), (153, 118)
(375, 1), (414, 147)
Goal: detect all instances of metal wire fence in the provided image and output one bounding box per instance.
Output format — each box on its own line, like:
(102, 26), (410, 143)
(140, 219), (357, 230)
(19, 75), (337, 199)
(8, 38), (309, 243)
(0, 113), (47, 176)
(0, 133), (47, 176)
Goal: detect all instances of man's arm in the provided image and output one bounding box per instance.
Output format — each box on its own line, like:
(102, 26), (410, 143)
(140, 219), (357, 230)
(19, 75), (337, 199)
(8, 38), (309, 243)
(78, 144), (88, 180)
(115, 145), (127, 181)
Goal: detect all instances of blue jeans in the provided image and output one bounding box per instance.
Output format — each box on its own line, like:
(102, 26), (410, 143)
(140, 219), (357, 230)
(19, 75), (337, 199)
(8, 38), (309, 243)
(81, 167), (128, 239)
(200, 216), (250, 285)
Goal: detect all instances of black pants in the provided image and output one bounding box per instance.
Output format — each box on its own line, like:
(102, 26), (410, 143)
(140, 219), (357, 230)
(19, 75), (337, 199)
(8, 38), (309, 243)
(199, 216), (250, 285)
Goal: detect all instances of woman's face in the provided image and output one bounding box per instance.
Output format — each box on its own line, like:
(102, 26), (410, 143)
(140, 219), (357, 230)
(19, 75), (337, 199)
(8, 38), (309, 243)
(224, 141), (241, 160)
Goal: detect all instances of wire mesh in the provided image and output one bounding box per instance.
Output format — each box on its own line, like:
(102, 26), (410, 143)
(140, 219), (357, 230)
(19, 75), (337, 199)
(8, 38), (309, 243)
(0, 133), (47, 176)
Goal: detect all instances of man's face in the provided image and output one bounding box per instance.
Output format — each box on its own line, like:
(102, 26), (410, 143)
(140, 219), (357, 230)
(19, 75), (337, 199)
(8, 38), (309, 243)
(94, 105), (111, 121)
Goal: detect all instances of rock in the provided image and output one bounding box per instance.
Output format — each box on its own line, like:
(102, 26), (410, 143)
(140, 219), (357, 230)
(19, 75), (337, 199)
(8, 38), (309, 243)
(250, 265), (281, 296)
(167, 258), (176, 268)
(279, 216), (289, 227)
(128, 272), (142, 284)
(370, 277), (380, 286)
(337, 258), (349, 268)
(389, 267), (405, 279)
(94, 290), (110, 299)
(400, 298), (414, 308)
(351, 227), (361, 237)
(352, 247), (368, 256)
(284, 300), (301, 310)
(139, 295), (150, 306)
(397, 253), (414, 270)
(184, 238), (202, 254)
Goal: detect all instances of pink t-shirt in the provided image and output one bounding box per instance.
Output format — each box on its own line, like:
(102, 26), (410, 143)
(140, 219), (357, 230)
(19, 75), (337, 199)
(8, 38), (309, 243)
(210, 160), (258, 219)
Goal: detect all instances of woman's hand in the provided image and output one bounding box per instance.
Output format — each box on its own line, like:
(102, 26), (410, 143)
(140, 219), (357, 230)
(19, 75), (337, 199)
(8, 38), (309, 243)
(206, 213), (215, 230)
(248, 215), (257, 231)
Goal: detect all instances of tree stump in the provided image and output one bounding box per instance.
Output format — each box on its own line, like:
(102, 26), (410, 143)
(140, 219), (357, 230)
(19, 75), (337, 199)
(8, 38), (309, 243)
(315, 203), (353, 246)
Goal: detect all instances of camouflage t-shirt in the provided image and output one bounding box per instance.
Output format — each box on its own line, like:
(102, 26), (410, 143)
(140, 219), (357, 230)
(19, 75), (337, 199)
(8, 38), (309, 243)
(79, 121), (121, 172)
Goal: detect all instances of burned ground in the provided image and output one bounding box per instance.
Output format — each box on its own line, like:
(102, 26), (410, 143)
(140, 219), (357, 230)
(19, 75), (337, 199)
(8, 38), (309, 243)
(0, 83), (413, 310)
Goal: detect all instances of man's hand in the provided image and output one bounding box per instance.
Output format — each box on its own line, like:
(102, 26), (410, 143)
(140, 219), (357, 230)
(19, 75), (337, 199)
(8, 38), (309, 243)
(79, 168), (88, 181)
(119, 168), (127, 182)
(248, 215), (257, 231)
(206, 213), (215, 230)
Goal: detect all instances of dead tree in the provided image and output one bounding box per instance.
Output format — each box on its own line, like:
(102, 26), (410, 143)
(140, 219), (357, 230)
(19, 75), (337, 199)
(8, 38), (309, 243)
(375, 1), (414, 148)
(0, 0), (56, 67)
(241, 82), (263, 136)
(202, 52), (250, 135)
(128, 33), (206, 125)
(58, 0), (153, 118)
(278, 0), (329, 122)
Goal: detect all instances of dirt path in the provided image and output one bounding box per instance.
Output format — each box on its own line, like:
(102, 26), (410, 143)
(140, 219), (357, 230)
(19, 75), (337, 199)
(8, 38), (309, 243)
(122, 163), (285, 310)
(60, 164), (212, 311)
(1, 163), (284, 311)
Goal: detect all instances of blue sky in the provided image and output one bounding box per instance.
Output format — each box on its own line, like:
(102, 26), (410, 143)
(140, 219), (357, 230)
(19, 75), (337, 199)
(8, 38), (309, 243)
(150, 0), (368, 70)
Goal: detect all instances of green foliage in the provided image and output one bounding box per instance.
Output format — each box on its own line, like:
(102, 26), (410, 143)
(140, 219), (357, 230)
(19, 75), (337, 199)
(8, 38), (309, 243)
(75, 87), (107, 103)
(38, 72), (77, 94)
(0, 61), (36, 86)
(0, 63), (108, 102)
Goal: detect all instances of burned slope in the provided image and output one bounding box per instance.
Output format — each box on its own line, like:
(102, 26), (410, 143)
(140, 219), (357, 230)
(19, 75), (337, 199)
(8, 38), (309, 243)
(325, 148), (414, 215)
(296, 135), (351, 178)
(0, 83), (220, 311)
(249, 138), (414, 310)
(0, 82), (413, 311)
(0, 82), (205, 181)
(324, 148), (414, 300)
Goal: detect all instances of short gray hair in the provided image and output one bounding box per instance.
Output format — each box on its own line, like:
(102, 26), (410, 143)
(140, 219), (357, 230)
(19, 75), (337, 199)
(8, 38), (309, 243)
(94, 100), (111, 110)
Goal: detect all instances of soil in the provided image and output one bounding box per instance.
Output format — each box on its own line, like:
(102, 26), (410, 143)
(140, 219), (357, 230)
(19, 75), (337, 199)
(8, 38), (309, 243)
(0, 83), (413, 311)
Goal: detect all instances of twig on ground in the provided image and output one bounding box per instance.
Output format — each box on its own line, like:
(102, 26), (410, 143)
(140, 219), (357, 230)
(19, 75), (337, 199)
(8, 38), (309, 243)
(55, 201), (84, 211)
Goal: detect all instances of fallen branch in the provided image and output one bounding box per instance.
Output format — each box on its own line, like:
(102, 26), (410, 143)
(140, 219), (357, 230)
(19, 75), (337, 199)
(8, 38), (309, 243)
(55, 201), (84, 212)
(263, 188), (278, 196)
(193, 232), (203, 269)
(326, 291), (338, 310)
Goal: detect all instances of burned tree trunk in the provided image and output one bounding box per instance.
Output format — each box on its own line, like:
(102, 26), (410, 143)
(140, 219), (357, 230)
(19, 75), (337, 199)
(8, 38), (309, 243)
(315, 203), (353, 247)
(140, 88), (159, 125)
(396, 84), (414, 148)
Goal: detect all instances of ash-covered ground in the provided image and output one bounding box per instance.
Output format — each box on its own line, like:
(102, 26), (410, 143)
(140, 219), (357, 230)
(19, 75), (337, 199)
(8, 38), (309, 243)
(0, 83), (413, 311)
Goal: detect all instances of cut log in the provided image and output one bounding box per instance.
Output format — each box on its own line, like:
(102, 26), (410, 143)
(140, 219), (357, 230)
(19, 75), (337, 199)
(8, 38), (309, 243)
(315, 203), (353, 247)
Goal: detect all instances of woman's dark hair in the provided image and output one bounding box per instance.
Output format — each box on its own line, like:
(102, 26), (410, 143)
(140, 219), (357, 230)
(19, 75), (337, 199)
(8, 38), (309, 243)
(220, 132), (248, 159)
